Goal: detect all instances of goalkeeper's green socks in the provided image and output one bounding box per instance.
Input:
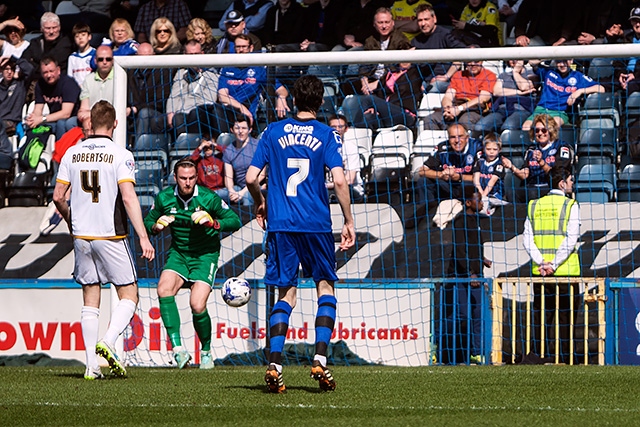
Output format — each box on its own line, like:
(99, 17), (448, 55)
(192, 309), (212, 352)
(159, 296), (182, 348)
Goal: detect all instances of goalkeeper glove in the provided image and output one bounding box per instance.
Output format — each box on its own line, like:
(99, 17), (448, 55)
(154, 215), (175, 231)
(191, 210), (220, 229)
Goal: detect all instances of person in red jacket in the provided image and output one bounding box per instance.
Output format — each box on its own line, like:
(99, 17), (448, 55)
(189, 134), (225, 195)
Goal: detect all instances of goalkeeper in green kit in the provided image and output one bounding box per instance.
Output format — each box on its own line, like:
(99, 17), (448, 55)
(144, 158), (242, 369)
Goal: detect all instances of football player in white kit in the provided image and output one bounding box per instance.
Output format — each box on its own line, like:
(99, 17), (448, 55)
(53, 100), (155, 379)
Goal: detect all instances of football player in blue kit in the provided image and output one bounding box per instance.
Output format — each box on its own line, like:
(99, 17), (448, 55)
(245, 75), (355, 393)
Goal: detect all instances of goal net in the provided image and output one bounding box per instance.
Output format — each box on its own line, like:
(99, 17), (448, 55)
(114, 44), (640, 367)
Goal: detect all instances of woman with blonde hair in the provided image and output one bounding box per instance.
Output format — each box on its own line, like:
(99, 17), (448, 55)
(506, 114), (574, 203)
(186, 18), (215, 53)
(150, 17), (181, 55)
(108, 18), (139, 56)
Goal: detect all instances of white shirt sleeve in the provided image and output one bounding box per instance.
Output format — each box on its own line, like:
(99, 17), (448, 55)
(551, 202), (581, 270)
(523, 216), (545, 266)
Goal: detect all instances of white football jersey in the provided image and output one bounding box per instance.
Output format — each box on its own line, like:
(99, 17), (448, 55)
(56, 135), (136, 239)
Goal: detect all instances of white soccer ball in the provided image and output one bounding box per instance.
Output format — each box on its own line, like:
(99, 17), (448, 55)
(221, 277), (252, 308)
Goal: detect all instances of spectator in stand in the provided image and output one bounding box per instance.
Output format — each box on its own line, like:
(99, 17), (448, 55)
(128, 42), (174, 140)
(59, 0), (114, 34)
(217, 0), (274, 42)
(497, 0), (522, 37)
(106, 18), (139, 57)
(474, 59), (536, 132)
(0, 56), (33, 165)
(0, 1), (44, 32)
(452, 0), (502, 47)
(334, 0), (387, 53)
(186, 18), (215, 54)
(514, 0), (575, 46)
(354, 7), (411, 96)
(150, 17), (181, 55)
(472, 132), (510, 214)
(111, 0), (140, 29)
(391, 0), (433, 41)
(189, 133), (226, 194)
(0, 17), (30, 59)
(134, 0), (191, 43)
(415, 123), (483, 204)
(423, 60), (497, 130)
(522, 58), (605, 130)
(327, 114), (364, 202)
(352, 61), (423, 130)
(218, 116), (264, 207)
(216, 10), (262, 54)
(77, 45), (115, 129)
(165, 40), (219, 137)
(566, 1), (618, 45)
(262, 0), (306, 49)
(25, 57), (81, 141)
(298, 0), (342, 52)
(23, 12), (74, 78)
(411, 4), (466, 93)
(606, 7), (640, 94)
(214, 34), (289, 132)
(507, 114), (574, 203)
(67, 23), (95, 87)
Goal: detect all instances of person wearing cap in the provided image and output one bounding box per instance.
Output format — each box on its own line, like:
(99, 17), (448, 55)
(521, 58), (605, 130)
(216, 9), (262, 54)
(133, 0), (192, 43)
(218, 0), (274, 39)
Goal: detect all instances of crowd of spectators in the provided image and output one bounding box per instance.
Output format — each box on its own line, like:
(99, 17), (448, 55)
(0, 0), (636, 210)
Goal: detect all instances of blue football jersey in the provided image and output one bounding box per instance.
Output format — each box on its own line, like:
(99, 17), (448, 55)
(472, 156), (506, 200)
(535, 66), (599, 112)
(524, 140), (573, 186)
(250, 117), (344, 232)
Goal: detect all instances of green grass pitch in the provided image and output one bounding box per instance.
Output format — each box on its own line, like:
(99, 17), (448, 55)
(2, 365), (640, 426)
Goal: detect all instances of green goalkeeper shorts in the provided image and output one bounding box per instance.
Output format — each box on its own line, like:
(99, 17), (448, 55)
(163, 249), (219, 287)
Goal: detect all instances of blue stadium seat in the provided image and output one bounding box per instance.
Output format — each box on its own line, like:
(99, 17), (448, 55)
(577, 128), (617, 159)
(173, 133), (201, 151)
(499, 129), (530, 157)
(587, 58), (615, 83)
(135, 134), (170, 152)
(217, 132), (235, 147)
(617, 162), (640, 201)
(133, 150), (167, 188)
(575, 164), (616, 203)
(578, 92), (620, 127)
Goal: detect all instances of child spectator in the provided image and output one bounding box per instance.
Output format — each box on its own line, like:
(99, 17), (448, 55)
(67, 23), (95, 87)
(188, 134), (226, 195)
(473, 133), (509, 215)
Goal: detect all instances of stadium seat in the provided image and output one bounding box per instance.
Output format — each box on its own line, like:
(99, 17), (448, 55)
(587, 58), (615, 83)
(625, 92), (640, 127)
(173, 133), (201, 151)
(575, 163), (616, 203)
(499, 129), (530, 157)
(617, 162), (640, 201)
(558, 125), (577, 147)
(343, 127), (372, 169)
(417, 92), (445, 118)
(369, 125), (413, 170)
(578, 92), (620, 127)
(133, 150), (167, 188)
(579, 117), (615, 132)
(413, 129), (448, 155)
(577, 128), (617, 160)
(575, 155), (613, 175)
(55, 1), (80, 14)
(217, 132), (235, 147)
(135, 134), (170, 152)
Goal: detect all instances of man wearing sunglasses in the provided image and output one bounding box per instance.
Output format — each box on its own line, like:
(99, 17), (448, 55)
(77, 46), (116, 128)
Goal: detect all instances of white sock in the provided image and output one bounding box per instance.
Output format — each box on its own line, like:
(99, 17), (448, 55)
(271, 363), (282, 374)
(81, 306), (100, 369)
(102, 298), (137, 346)
(314, 355), (327, 367)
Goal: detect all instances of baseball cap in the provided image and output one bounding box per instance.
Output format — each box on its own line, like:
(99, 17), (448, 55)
(225, 10), (244, 25)
(630, 7), (640, 21)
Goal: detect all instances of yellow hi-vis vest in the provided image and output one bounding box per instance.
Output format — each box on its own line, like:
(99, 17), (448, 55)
(527, 194), (580, 276)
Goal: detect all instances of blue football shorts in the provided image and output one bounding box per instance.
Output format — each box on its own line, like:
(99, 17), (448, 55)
(264, 231), (338, 287)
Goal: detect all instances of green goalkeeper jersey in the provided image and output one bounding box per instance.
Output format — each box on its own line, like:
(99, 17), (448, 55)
(144, 185), (241, 255)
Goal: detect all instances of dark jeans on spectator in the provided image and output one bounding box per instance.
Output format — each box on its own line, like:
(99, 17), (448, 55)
(135, 108), (167, 139)
(352, 95), (416, 129)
